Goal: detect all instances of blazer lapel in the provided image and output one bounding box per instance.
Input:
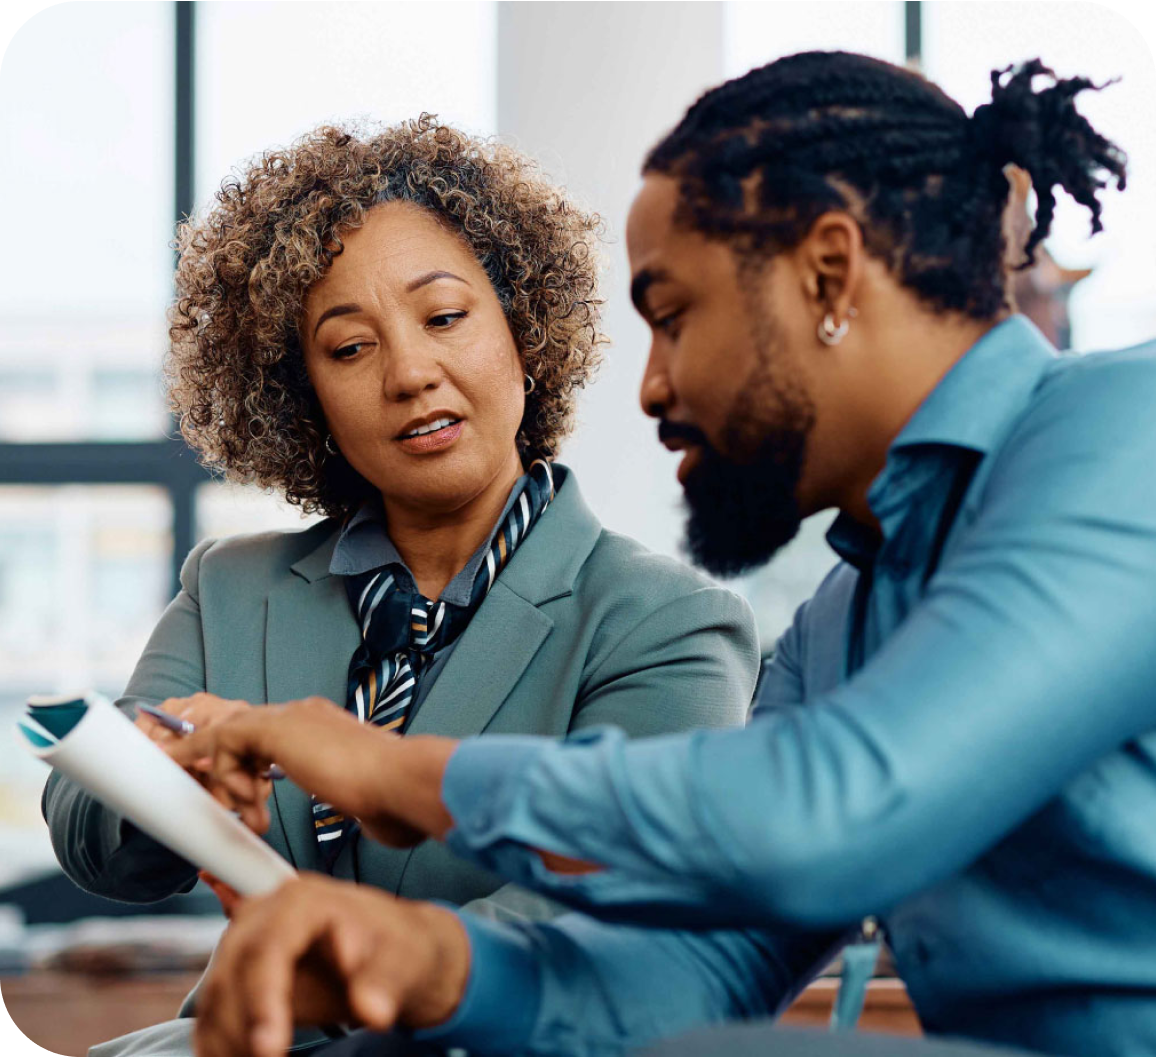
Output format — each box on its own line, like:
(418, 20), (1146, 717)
(405, 583), (553, 738)
(264, 534), (360, 873)
(357, 581), (553, 891)
(404, 463), (597, 738)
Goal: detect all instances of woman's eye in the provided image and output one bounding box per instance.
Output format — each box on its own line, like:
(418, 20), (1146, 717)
(333, 342), (367, 360)
(429, 311), (467, 329)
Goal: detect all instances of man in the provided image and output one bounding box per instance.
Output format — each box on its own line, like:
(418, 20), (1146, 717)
(176, 52), (1156, 1057)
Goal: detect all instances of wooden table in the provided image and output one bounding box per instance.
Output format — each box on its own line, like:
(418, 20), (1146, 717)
(3, 971), (203, 1055)
(2, 972), (920, 1055)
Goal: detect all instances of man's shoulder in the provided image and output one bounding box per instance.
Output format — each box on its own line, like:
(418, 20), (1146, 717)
(778, 561), (858, 649)
(973, 339), (1156, 526)
(1030, 340), (1156, 437)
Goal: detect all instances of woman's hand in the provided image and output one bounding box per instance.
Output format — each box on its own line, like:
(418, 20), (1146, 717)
(169, 697), (456, 846)
(199, 870), (242, 918)
(193, 874), (470, 1057)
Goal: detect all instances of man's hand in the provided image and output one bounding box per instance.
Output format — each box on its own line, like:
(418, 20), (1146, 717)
(135, 692), (250, 756)
(169, 697), (457, 846)
(193, 874), (470, 1057)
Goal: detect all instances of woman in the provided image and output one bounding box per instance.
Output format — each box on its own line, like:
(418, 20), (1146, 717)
(43, 116), (759, 1056)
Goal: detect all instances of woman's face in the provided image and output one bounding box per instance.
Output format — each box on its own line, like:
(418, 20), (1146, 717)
(301, 202), (526, 517)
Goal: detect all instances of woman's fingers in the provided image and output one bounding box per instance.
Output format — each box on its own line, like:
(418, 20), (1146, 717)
(198, 870), (242, 918)
(222, 767), (270, 802)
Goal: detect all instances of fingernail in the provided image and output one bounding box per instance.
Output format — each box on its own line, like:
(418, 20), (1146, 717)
(251, 1023), (280, 1056)
(365, 989), (396, 1023)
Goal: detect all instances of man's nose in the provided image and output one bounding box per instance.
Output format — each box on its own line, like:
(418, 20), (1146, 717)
(382, 338), (443, 401)
(639, 347), (673, 419)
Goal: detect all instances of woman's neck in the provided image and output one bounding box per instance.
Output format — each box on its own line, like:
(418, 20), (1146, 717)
(382, 450), (525, 600)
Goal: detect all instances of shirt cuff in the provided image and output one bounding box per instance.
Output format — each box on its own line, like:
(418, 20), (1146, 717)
(412, 911), (541, 1054)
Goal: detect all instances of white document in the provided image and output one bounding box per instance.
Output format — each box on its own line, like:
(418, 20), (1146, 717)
(17, 693), (296, 897)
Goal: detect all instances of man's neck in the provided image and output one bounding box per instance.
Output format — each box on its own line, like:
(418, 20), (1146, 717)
(830, 312), (1008, 529)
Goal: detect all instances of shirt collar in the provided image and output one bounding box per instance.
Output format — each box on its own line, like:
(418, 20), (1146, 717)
(884, 314), (1056, 458)
(827, 315), (1056, 567)
(328, 471), (531, 607)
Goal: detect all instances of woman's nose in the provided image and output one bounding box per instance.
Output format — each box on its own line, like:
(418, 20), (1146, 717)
(381, 339), (443, 401)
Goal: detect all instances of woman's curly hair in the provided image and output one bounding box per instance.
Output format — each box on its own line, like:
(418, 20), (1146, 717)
(168, 115), (605, 518)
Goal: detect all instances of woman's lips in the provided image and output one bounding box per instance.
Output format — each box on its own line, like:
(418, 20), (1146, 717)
(396, 419), (464, 454)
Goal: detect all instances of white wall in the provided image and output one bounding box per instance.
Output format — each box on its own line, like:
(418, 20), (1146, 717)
(496, 1), (726, 560)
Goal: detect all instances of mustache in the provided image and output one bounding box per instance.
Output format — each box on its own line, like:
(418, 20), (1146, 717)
(657, 420), (709, 448)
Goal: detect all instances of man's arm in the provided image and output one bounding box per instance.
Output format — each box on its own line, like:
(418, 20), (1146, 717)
(430, 364), (1156, 927)
(190, 873), (840, 1057)
(422, 910), (840, 1056)
(463, 583), (760, 924)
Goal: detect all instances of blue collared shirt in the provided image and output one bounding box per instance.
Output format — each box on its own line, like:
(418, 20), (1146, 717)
(424, 317), (1156, 1056)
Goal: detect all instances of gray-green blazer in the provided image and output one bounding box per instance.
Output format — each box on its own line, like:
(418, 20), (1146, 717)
(45, 467), (758, 1052)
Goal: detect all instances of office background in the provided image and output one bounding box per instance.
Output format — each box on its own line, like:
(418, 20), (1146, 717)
(0, 1), (1154, 1046)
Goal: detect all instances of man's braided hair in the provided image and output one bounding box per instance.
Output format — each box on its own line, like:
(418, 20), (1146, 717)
(645, 52), (1127, 320)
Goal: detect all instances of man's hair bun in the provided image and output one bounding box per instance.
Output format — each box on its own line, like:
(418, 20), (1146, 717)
(968, 59), (1127, 267)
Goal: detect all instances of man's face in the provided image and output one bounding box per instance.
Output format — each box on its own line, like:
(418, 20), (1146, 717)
(626, 174), (817, 577)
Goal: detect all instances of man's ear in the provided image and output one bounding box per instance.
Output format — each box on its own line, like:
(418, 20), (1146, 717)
(796, 212), (865, 321)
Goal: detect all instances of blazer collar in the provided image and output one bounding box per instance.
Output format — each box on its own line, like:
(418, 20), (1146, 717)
(287, 463), (603, 604)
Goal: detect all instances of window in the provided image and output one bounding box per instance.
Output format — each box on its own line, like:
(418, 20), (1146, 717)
(0, 2), (174, 442)
(0, 0), (498, 896)
(196, 1), (497, 200)
(922, 0), (1156, 351)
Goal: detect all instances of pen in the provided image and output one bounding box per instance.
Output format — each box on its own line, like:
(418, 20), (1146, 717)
(137, 702), (286, 780)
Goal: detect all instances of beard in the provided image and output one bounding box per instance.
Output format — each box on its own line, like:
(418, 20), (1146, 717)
(678, 300), (815, 578)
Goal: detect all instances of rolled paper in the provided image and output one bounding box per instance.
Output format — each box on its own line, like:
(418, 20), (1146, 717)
(18, 693), (295, 897)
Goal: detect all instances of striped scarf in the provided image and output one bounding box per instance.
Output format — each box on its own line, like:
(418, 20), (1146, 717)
(313, 459), (555, 865)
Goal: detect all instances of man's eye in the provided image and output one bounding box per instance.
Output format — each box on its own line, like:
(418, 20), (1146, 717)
(333, 342), (367, 360)
(654, 310), (683, 337)
(429, 311), (467, 329)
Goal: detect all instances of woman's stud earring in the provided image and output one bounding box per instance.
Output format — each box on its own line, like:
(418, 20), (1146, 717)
(524, 373), (536, 394)
(324, 434), (338, 456)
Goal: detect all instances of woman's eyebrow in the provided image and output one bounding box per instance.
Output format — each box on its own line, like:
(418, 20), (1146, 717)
(313, 303), (361, 338)
(312, 272), (469, 337)
(405, 269), (469, 293)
